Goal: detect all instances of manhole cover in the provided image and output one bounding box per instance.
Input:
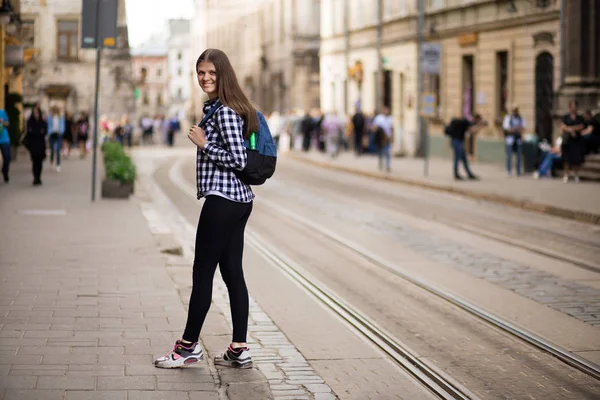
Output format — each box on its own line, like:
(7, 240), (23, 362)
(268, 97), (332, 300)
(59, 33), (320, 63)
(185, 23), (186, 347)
(18, 209), (67, 216)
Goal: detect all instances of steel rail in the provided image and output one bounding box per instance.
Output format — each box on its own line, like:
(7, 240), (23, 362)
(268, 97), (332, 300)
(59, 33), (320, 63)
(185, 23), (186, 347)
(258, 198), (600, 382)
(246, 232), (476, 400)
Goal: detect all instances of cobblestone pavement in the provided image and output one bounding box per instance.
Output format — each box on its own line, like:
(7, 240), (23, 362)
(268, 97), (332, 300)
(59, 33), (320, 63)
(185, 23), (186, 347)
(135, 151), (339, 400)
(257, 175), (600, 327)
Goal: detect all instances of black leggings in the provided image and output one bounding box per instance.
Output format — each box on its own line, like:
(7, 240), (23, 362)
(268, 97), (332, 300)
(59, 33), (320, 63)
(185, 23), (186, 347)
(183, 195), (253, 343)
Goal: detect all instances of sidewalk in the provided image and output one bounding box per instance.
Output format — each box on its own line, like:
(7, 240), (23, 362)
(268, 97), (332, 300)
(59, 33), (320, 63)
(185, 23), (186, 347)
(288, 150), (600, 224)
(0, 151), (265, 399)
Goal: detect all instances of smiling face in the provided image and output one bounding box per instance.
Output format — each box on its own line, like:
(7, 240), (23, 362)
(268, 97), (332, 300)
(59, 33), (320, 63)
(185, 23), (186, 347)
(197, 61), (217, 99)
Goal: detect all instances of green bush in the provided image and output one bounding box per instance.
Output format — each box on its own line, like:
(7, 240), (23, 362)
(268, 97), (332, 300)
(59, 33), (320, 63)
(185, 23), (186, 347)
(101, 142), (136, 184)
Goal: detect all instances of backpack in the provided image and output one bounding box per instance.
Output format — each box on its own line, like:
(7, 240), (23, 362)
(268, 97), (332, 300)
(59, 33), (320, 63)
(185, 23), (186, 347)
(199, 100), (277, 186)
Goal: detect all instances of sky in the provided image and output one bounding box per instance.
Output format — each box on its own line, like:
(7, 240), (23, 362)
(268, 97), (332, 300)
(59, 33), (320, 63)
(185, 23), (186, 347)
(125, 0), (194, 48)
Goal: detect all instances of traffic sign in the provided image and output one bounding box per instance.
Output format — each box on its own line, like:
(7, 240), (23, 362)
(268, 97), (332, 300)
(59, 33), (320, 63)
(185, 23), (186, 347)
(81, 0), (118, 49)
(420, 43), (441, 75)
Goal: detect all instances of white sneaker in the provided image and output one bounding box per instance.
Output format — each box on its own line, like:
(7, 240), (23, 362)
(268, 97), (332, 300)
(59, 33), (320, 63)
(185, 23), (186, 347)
(574, 176), (580, 183)
(563, 175), (569, 183)
(214, 345), (252, 369)
(533, 172), (540, 180)
(155, 340), (204, 369)
(56, 166), (61, 172)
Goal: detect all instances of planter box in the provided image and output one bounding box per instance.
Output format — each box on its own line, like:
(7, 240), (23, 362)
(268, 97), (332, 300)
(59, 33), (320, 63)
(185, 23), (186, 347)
(101, 179), (134, 199)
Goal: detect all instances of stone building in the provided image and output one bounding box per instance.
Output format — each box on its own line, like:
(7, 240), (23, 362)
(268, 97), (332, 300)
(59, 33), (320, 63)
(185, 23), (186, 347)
(131, 36), (169, 120)
(202, 0), (320, 114)
(20, 0), (136, 121)
(166, 19), (193, 122)
(320, 0), (599, 160)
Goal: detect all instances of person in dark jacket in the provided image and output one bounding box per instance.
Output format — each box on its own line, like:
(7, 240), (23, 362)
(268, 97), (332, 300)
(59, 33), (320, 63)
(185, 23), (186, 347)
(23, 104), (48, 185)
(352, 107), (366, 155)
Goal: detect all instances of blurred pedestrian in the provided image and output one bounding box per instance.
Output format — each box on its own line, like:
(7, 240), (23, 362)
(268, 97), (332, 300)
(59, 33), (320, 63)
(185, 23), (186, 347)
(47, 106), (65, 172)
(300, 111), (315, 152)
(352, 107), (366, 156)
(502, 105), (525, 176)
(445, 113), (487, 180)
(321, 111), (345, 158)
(77, 112), (89, 158)
(0, 106), (10, 183)
(560, 99), (585, 183)
(267, 111), (283, 150)
(155, 48), (256, 370)
(62, 112), (75, 158)
(582, 109), (600, 155)
(533, 136), (562, 179)
(121, 115), (134, 148)
(372, 106), (394, 171)
(22, 104), (47, 186)
(167, 115), (181, 147)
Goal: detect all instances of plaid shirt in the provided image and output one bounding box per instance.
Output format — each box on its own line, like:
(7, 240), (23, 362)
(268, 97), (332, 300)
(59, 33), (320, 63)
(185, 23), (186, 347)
(196, 99), (254, 202)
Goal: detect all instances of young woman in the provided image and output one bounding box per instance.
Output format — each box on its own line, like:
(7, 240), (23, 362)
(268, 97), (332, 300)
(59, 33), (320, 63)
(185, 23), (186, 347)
(155, 49), (258, 369)
(23, 104), (48, 185)
(77, 112), (89, 158)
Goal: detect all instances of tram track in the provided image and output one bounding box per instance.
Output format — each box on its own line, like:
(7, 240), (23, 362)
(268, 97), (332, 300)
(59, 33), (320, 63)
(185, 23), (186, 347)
(166, 156), (600, 398)
(272, 165), (600, 275)
(256, 195), (600, 382)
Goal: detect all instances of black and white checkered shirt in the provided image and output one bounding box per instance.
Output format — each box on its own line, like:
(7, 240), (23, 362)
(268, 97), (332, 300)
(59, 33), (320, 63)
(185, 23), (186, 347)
(196, 99), (254, 202)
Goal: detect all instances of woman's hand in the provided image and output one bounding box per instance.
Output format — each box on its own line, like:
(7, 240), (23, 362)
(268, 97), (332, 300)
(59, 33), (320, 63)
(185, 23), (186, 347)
(188, 126), (208, 148)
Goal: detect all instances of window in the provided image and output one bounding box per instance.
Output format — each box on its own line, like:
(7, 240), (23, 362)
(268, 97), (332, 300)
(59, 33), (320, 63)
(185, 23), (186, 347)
(177, 52), (182, 60)
(22, 19), (35, 48)
(425, 74), (441, 116)
(142, 92), (149, 105)
(57, 20), (78, 60)
(157, 68), (162, 77)
(496, 51), (508, 118)
(178, 67), (182, 76)
(429, 0), (445, 10)
(140, 67), (147, 81)
(157, 93), (163, 106)
(177, 88), (183, 98)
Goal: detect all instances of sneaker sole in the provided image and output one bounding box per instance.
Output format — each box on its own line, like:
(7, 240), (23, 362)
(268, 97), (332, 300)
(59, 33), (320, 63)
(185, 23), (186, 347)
(154, 355), (203, 369)
(214, 358), (253, 369)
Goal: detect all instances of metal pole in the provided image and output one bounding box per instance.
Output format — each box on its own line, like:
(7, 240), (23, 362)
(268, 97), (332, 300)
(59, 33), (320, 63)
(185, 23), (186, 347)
(91, 0), (101, 202)
(559, 0), (565, 86)
(416, 0), (427, 172)
(375, 0), (383, 113)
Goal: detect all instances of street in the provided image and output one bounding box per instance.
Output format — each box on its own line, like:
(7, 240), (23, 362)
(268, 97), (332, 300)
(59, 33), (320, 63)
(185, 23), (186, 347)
(143, 145), (600, 398)
(1, 145), (600, 399)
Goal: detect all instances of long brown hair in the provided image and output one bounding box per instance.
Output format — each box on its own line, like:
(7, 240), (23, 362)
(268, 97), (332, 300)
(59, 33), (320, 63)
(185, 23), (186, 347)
(196, 49), (258, 139)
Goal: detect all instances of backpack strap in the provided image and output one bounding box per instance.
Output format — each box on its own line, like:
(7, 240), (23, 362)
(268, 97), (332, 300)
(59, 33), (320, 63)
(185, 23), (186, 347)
(198, 100), (222, 129)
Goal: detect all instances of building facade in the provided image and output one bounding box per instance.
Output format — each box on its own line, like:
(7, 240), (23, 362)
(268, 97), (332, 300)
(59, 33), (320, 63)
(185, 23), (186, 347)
(203, 0), (321, 114)
(424, 0), (562, 162)
(166, 19), (193, 121)
(320, 0), (600, 161)
(321, 0), (419, 155)
(131, 37), (169, 120)
(20, 0), (136, 121)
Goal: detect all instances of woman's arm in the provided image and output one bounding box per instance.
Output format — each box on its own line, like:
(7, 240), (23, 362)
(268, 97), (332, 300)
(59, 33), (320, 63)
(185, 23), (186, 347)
(190, 108), (248, 170)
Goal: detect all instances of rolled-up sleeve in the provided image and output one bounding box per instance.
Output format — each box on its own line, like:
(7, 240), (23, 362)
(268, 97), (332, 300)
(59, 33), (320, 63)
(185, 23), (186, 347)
(202, 107), (248, 170)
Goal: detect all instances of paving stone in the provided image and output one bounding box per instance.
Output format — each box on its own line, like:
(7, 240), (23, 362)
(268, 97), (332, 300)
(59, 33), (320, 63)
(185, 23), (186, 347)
(67, 365), (124, 376)
(42, 354), (97, 365)
(313, 393), (337, 400)
(0, 376), (37, 389)
(97, 376), (156, 390)
(36, 376), (95, 390)
(128, 391), (192, 400)
(9, 365), (68, 376)
(272, 389), (309, 396)
(71, 346), (124, 355)
(3, 389), (66, 400)
(17, 346), (71, 355)
(0, 355), (42, 365)
(66, 391), (126, 400)
(303, 383), (332, 393)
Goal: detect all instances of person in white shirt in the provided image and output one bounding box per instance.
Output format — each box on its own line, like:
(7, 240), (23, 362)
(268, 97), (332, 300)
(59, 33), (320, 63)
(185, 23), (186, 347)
(372, 106), (394, 172)
(502, 105), (526, 176)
